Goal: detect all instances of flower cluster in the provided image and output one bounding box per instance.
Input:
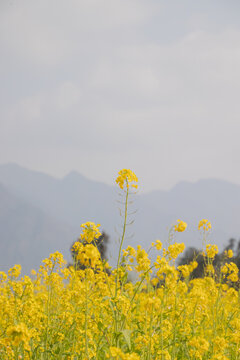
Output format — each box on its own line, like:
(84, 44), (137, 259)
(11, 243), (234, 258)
(221, 262), (239, 282)
(79, 221), (101, 243)
(108, 347), (140, 359)
(74, 242), (101, 268)
(115, 169), (138, 190)
(198, 219), (212, 231)
(206, 244), (218, 259)
(178, 260), (198, 278)
(225, 249), (233, 258)
(174, 219), (187, 232)
(151, 239), (162, 250)
(6, 323), (32, 351)
(168, 242), (185, 259)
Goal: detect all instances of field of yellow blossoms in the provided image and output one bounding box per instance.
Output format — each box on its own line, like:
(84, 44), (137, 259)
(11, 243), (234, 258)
(1, 169), (240, 359)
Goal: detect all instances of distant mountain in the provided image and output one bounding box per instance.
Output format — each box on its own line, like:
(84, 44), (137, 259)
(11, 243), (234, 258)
(0, 163), (240, 273)
(0, 163), (117, 228)
(0, 182), (75, 273)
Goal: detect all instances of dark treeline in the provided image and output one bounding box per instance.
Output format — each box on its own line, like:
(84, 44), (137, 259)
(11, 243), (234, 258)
(68, 233), (240, 289)
(178, 238), (240, 287)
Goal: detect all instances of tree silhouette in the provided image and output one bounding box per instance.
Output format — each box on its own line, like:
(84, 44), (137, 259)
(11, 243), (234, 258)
(177, 238), (240, 287)
(69, 231), (109, 272)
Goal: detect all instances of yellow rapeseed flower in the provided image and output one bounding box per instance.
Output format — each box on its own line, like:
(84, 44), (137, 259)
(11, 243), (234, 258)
(206, 244), (218, 259)
(224, 249), (233, 258)
(79, 221), (101, 243)
(6, 323), (31, 351)
(174, 219), (187, 232)
(168, 242), (185, 259)
(115, 169), (138, 190)
(8, 264), (21, 278)
(198, 219), (211, 231)
(221, 262), (239, 282)
(152, 240), (162, 250)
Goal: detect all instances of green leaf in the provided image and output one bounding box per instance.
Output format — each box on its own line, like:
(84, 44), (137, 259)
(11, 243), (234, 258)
(121, 329), (131, 350)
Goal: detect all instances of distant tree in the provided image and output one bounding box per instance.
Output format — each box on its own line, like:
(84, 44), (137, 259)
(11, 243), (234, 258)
(177, 238), (240, 287)
(68, 231), (109, 272)
(178, 247), (206, 279)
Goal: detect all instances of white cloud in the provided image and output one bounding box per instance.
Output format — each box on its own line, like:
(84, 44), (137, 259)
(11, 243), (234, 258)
(0, 0), (156, 66)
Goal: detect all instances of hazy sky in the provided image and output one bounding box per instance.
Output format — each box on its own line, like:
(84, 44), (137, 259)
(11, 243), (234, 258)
(1, 0), (240, 192)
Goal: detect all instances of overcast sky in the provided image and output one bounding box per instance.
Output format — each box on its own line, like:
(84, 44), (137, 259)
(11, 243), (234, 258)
(1, 0), (240, 192)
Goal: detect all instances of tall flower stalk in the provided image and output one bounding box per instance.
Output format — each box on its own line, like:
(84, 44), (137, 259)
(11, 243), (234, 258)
(114, 169), (138, 298)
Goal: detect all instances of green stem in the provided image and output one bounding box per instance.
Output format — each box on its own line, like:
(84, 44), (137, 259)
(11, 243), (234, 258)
(85, 272), (89, 359)
(115, 186), (129, 298)
(44, 262), (55, 359)
(120, 265), (154, 331)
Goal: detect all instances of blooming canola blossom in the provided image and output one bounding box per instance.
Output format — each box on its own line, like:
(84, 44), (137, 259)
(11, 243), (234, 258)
(0, 170), (239, 359)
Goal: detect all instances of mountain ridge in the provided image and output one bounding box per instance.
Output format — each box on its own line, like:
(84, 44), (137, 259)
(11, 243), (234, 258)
(0, 163), (240, 273)
(0, 181), (76, 273)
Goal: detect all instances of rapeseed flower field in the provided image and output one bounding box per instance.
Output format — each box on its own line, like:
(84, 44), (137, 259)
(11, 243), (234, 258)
(0, 169), (240, 359)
